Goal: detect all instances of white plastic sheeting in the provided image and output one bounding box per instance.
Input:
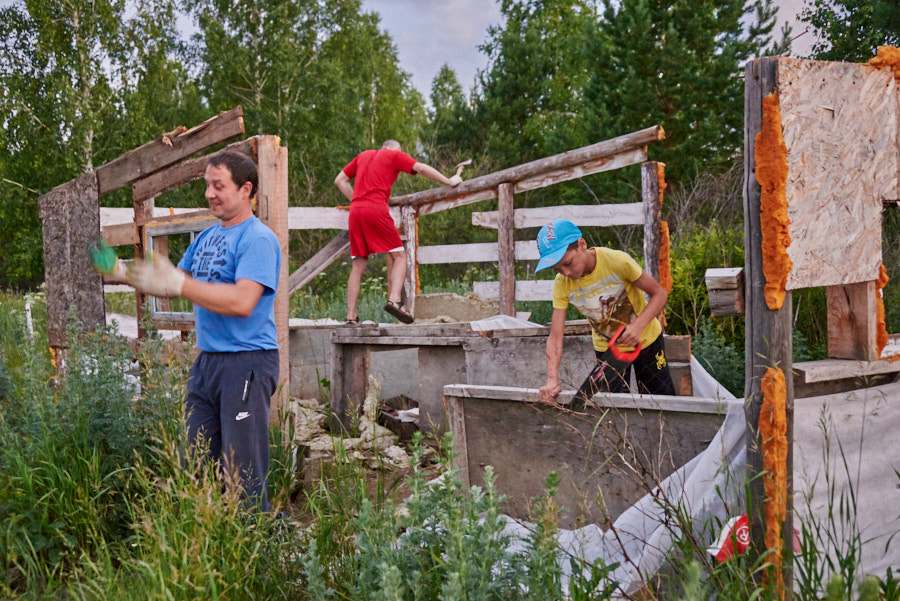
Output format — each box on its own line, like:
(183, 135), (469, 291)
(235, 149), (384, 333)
(496, 357), (744, 595)
(494, 363), (900, 595)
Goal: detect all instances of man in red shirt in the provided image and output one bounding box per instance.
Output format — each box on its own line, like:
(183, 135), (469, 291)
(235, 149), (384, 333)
(335, 139), (461, 323)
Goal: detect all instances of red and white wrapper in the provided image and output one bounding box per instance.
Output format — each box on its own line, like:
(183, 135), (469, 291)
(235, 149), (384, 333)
(707, 514), (750, 562)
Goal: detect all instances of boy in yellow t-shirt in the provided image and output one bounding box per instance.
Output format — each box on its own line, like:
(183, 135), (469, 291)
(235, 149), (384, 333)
(535, 219), (675, 407)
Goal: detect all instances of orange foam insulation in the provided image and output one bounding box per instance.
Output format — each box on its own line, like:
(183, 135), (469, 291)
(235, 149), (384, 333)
(869, 46), (900, 83)
(760, 366), (788, 596)
(876, 263), (896, 361)
(656, 163), (673, 294)
(755, 91), (792, 311)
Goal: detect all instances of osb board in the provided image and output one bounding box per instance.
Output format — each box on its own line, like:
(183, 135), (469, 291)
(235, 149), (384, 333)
(38, 172), (106, 347)
(776, 57), (899, 289)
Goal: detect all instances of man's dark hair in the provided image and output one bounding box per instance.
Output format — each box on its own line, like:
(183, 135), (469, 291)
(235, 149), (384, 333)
(208, 150), (258, 198)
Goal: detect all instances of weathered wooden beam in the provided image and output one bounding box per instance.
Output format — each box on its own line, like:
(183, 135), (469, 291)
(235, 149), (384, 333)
(744, 57), (794, 584)
(512, 147), (647, 193)
(38, 172), (106, 349)
(497, 183), (516, 316)
(793, 355), (900, 383)
(642, 162), (663, 282)
(826, 281), (879, 361)
(473, 280), (554, 302)
(286, 206), (403, 230)
(664, 335), (692, 363)
(402, 205), (418, 313)
(96, 107), (245, 195)
(472, 203), (644, 230)
(256, 135), (291, 418)
(132, 137), (257, 204)
(394, 126), (665, 208)
(288, 231), (350, 294)
(417, 241), (540, 264)
(101, 222), (138, 247)
(705, 267), (746, 317)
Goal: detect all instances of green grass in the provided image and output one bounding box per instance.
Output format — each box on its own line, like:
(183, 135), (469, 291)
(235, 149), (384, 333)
(1, 291), (898, 600)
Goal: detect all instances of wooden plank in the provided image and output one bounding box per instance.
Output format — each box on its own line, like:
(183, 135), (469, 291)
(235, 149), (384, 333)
(257, 136), (291, 419)
(99, 206), (200, 226)
(472, 203), (644, 229)
(642, 162), (663, 282)
(827, 281), (878, 360)
(96, 107), (245, 195)
(132, 137), (257, 204)
(394, 125), (665, 208)
(38, 172), (106, 348)
(288, 231), (350, 294)
(287, 206), (403, 230)
(442, 384), (740, 414)
(513, 147), (647, 193)
(101, 222), (138, 247)
(473, 280), (554, 301)
(777, 59), (898, 289)
(328, 336), (469, 346)
(444, 395), (470, 487)
(668, 361), (693, 396)
(402, 205), (418, 313)
(144, 215), (219, 237)
(417, 241), (540, 264)
(744, 57), (794, 577)
(149, 314), (195, 331)
(664, 335), (692, 363)
(705, 267), (744, 289)
(415, 188), (498, 217)
(330, 344), (370, 432)
(497, 183), (516, 316)
(794, 356), (900, 383)
(706, 267), (746, 316)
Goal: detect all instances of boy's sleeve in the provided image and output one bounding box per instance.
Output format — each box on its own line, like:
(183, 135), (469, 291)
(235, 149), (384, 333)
(552, 274), (569, 310)
(608, 249), (643, 282)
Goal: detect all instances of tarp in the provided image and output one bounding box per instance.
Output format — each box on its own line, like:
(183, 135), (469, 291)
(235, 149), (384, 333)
(495, 363), (900, 595)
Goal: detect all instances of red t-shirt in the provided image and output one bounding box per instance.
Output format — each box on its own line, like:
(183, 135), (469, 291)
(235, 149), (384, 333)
(342, 149), (418, 209)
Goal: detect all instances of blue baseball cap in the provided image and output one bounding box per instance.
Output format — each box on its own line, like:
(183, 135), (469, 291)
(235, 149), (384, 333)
(535, 219), (583, 272)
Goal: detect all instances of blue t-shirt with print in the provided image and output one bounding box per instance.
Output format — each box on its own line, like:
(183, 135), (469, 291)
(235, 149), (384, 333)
(178, 216), (280, 352)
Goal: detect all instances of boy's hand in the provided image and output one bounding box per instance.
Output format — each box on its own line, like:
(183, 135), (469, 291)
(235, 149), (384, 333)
(616, 322), (642, 348)
(539, 379), (561, 404)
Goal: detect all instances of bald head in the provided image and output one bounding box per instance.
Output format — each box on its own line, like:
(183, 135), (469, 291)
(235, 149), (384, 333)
(382, 139), (401, 151)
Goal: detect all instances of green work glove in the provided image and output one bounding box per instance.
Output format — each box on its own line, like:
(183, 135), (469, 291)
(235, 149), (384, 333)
(88, 239), (127, 277)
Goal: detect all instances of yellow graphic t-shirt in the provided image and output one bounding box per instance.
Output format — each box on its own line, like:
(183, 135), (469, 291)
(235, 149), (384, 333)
(552, 247), (662, 352)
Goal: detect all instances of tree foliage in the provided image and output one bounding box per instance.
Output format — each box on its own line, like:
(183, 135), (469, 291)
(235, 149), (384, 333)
(799, 0), (900, 61)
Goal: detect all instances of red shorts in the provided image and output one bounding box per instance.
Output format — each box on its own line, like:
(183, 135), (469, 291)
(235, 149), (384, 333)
(348, 205), (403, 258)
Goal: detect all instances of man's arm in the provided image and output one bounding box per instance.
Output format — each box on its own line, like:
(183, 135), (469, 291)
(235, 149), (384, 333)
(538, 307), (568, 403)
(180, 277), (265, 317)
(617, 272), (667, 348)
(334, 170), (354, 201)
(129, 255), (265, 318)
(412, 162), (461, 187)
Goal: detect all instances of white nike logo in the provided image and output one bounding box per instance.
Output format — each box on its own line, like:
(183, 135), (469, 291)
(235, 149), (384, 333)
(235, 412), (251, 421)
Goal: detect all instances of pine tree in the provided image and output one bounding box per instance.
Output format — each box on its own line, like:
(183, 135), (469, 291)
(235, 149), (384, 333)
(799, 0), (900, 61)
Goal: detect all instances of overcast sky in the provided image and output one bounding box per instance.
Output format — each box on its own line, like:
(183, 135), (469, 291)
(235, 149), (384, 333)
(361, 0), (818, 100)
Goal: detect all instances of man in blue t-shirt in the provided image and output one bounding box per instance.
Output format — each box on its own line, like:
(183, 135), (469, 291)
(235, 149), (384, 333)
(128, 150), (281, 512)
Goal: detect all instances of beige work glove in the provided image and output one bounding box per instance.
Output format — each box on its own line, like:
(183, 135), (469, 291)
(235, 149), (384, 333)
(449, 174), (463, 187)
(129, 254), (186, 298)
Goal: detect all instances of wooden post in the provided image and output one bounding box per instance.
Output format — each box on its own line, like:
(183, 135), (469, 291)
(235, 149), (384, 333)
(38, 172), (106, 351)
(132, 188), (155, 340)
(826, 281), (878, 360)
(256, 135), (290, 420)
(401, 204), (418, 316)
(329, 342), (370, 432)
(743, 57), (794, 592)
(497, 183), (516, 316)
(642, 162), (662, 282)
